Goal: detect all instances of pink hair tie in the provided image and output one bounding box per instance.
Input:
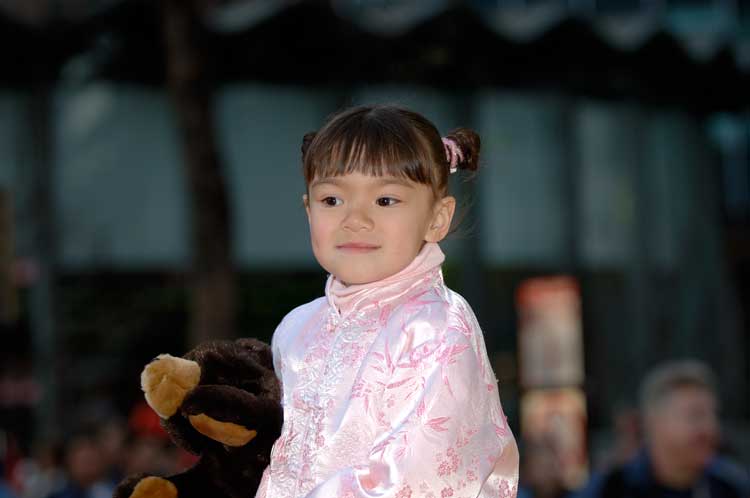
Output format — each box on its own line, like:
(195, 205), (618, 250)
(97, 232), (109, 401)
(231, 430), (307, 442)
(442, 137), (463, 174)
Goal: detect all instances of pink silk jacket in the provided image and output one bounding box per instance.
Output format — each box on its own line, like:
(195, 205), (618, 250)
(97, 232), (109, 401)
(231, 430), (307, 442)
(256, 243), (519, 498)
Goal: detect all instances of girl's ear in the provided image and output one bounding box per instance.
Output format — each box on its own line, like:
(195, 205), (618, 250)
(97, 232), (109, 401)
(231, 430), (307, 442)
(425, 196), (456, 243)
(303, 194), (310, 219)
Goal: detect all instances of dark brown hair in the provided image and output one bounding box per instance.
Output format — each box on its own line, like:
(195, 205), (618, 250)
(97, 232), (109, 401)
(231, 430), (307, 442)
(301, 104), (480, 197)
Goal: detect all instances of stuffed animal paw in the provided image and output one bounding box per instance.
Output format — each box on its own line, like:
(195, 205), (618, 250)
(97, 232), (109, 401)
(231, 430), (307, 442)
(118, 476), (177, 498)
(113, 338), (282, 498)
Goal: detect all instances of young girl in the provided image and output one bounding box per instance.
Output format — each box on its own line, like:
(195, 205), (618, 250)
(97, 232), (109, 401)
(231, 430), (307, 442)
(256, 105), (519, 498)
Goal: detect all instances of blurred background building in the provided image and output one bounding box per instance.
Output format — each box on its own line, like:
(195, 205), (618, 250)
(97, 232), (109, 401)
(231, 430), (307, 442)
(0, 0), (748, 493)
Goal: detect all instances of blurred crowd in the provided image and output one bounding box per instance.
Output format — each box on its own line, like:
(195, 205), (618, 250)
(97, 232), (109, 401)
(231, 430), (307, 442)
(1, 360), (749, 498)
(518, 360), (750, 498)
(0, 401), (196, 498)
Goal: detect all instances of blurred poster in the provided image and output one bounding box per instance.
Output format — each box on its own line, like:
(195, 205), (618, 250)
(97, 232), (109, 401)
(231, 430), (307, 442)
(516, 276), (583, 388)
(521, 387), (589, 489)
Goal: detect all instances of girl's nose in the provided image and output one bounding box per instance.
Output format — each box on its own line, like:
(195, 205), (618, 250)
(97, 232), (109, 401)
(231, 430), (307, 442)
(342, 205), (374, 232)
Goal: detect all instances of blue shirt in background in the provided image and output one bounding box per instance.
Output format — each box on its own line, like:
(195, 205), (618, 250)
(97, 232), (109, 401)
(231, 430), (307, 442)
(574, 450), (750, 498)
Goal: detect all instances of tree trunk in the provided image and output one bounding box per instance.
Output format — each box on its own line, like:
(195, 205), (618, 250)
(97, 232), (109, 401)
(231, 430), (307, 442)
(162, 0), (235, 346)
(0, 189), (15, 324)
(26, 85), (60, 442)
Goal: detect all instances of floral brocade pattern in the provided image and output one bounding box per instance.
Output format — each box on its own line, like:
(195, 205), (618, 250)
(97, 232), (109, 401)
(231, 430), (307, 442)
(256, 244), (518, 498)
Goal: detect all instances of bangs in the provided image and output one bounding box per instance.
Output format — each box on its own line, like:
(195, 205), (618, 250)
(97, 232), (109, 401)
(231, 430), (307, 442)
(303, 110), (436, 186)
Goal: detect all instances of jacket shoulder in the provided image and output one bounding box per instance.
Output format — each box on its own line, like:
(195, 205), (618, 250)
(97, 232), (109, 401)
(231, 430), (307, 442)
(272, 297), (327, 345)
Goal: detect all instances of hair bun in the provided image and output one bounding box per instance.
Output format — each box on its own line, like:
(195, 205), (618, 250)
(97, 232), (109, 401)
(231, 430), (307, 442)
(445, 128), (480, 172)
(301, 131), (317, 160)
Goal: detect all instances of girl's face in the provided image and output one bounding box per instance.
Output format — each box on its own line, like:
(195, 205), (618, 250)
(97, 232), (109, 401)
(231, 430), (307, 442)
(305, 171), (455, 285)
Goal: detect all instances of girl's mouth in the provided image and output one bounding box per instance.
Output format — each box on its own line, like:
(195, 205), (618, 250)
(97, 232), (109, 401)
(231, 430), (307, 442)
(337, 243), (380, 252)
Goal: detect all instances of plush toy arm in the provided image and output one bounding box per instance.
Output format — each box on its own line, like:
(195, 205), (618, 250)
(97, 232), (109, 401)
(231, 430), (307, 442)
(180, 385), (283, 447)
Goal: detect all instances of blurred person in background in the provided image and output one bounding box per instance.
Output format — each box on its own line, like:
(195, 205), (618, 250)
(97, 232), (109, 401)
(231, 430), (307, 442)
(93, 419), (126, 488)
(518, 436), (572, 498)
(120, 435), (174, 479)
(15, 441), (65, 498)
(576, 360), (750, 498)
(44, 432), (113, 498)
(594, 402), (643, 472)
(121, 399), (179, 478)
(0, 453), (18, 498)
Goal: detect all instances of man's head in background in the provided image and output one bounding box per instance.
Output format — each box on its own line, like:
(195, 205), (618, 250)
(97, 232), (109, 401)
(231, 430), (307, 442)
(640, 360), (720, 485)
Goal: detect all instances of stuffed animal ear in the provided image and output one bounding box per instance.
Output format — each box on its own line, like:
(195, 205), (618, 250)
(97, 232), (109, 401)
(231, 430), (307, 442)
(141, 354), (201, 418)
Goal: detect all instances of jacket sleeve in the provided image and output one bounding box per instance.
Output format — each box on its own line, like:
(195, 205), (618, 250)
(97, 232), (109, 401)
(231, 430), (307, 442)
(303, 319), (519, 498)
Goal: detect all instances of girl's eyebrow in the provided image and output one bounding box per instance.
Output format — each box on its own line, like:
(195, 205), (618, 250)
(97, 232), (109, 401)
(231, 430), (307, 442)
(375, 178), (415, 189)
(309, 177), (415, 189)
(309, 178), (340, 189)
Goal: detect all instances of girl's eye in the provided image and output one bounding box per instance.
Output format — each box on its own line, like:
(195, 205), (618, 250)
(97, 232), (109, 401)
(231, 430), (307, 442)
(376, 197), (400, 207)
(321, 196), (342, 207)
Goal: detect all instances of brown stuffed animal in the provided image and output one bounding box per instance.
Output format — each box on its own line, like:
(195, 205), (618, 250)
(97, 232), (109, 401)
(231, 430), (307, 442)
(113, 338), (282, 498)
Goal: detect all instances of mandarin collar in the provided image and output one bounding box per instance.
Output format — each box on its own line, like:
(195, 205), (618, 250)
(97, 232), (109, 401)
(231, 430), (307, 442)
(325, 242), (445, 317)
